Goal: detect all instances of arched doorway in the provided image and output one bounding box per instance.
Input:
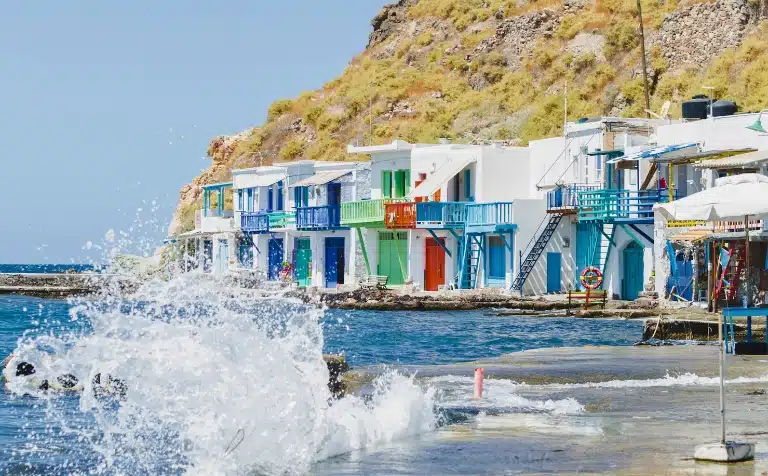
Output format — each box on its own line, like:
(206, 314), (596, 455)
(622, 242), (644, 300)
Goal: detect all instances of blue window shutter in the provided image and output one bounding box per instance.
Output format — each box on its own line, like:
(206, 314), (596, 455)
(464, 169), (471, 201)
(277, 181), (284, 211)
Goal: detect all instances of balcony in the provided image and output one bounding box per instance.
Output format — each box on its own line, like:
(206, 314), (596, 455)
(385, 202), (417, 229)
(465, 202), (516, 232)
(578, 189), (678, 224)
(546, 184), (602, 213)
(195, 209), (235, 233)
(713, 219), (765, 234)
(415, 202), (468, 229)
(240, 211), (296, 233)
(296, 205), (343, 230)
(340, 198), (408, 227)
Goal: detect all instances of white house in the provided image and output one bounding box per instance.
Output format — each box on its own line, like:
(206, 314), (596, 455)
(345, 140), (543, 291)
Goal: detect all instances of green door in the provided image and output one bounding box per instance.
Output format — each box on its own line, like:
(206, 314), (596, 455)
(378, 231), (408, 285)
(622, 242), (644, 300)
(295, 237), (312, 287)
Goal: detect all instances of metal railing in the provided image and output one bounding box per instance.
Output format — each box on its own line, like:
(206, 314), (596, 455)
(340, 198), (408, 226)
(240, 211), (296, 233)
(296, 205), (342, 230)
(415, 202), (468, 228)
(577, 189), (680, 222)
(466, 202), (514, 227)
(546, 184), (602, 210)
(385, 202), (417, 229)
(713, 219), (765, 233)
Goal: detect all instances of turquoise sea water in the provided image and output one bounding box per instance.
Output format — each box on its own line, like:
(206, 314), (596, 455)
(0, 264), (99, 274)
(0, 292), (643, 474)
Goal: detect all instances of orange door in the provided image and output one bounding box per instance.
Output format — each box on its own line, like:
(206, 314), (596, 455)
(425, 238), (446, 291)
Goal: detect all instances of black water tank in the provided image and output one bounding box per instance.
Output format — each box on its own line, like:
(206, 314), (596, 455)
(712, 100), (738, 117)
(682, 97), (711, 120)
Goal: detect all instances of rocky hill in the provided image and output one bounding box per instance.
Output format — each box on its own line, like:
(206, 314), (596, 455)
(169, 0), (768, 235)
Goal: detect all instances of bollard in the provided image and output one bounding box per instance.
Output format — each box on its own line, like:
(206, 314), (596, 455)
(474, 367), (484, 399)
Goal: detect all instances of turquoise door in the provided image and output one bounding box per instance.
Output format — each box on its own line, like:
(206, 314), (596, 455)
(294, 238), (312, 287)
(622, 242), (644, 300)
(546, 252), (561, 293)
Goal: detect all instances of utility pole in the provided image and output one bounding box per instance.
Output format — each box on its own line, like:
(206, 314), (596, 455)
(637, 0), (651, 118)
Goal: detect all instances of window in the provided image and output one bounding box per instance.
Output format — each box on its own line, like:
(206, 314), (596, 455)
(237, 190), (244, 212)
(277, 181), (284, 211)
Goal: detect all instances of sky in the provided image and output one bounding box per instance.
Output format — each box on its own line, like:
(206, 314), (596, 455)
(0, 1), (385, 264)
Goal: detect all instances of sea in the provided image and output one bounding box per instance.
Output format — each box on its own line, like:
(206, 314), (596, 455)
(0, 264), (100, 274)
(2, 271), (764, 474)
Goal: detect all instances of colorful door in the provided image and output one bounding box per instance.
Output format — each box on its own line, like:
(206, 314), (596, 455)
(268, 238), (283, 281)
(546, 252), (561, 293)
(324, 237), (345, 288)
(217, 239), (229, 275)
(488, 236), (506, 287)
(294, 238), (312, 287)
(378, 231), (408, 285)
(622, 242), (644, 300)
(424, 237), (446, 291)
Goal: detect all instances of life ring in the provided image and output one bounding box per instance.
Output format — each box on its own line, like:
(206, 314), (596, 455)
(580, 266), (603, 290)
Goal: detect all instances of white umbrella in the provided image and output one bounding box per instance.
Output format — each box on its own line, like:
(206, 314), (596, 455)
(657, 173), (768, 222)
(656, 173), (768, 462)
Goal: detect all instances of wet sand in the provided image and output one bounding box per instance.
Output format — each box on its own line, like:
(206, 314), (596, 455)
(316, 346), (768, 475)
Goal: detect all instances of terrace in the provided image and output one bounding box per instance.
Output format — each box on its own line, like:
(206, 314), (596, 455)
(296, 205), (344, 231)
(577, 189), (678, 224)
(340, 198), (408, 228)
(240, 211), (296, 233)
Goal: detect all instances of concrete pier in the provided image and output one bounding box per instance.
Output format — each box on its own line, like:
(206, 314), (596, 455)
(0, 273), (137, 299)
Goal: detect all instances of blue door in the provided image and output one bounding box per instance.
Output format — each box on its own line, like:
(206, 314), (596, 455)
(217, 239), (229, 275)
(203, 240), (213, 273)
(622, 242), (644, 300)
(488, 236), (506, 287)
(546, 252), (561, 293)
(327, 182), (341, 206)
(239, 236), (253, 268)
(268, 238), (283, 281)
(324, 237), (345, 288)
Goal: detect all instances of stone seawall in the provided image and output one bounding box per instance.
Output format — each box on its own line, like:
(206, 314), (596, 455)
(0, 273), (138, 299)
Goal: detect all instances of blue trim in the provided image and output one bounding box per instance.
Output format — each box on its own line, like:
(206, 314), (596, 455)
(202, 182), (233, 190)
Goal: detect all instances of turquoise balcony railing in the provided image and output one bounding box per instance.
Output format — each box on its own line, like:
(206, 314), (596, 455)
(296, 205), (343, 230)
(340, 198), (408, 227)
(577, 189), (679, 223)
(415, 202), (468, 228)
(465, 202), (515, 229)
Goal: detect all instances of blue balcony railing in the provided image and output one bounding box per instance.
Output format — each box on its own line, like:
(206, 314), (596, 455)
(415, 202), (467, 228)
(466, 202), (515, 228)
(578, 189), (680, 223)
(296, 205), (342, 230)
(547, 184), (602, 211)
(241, 211), (296, 233)
(241, 212), (270, 233)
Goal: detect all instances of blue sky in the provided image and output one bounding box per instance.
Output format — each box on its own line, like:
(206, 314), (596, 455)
(0, 1), (384, 264)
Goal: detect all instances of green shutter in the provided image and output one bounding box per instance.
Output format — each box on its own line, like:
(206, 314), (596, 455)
(404, 169), (411, 195)
(382, 171), (392, 198)
(394, 170), (405, 198)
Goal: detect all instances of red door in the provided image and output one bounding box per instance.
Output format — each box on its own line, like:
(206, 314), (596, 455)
(425, 238), (446, 291)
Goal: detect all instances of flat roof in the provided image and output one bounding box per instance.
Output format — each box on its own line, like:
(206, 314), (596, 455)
(201, 181), (233, 190)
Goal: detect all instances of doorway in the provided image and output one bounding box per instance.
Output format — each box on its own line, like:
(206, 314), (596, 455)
(424, 237), (446, 291)
(324, 237), (345, 288)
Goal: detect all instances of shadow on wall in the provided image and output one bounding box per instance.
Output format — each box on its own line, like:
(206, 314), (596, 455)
(523, 218), (577, 295)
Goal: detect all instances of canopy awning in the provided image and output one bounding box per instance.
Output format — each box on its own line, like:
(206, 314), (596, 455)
(669, 229), (712, 243)
(407, 157), (476, 198)
(694, 149), (768, 169)
(607, 143), (699, 164)
(292, 170), (350, 187)
(657, 173), (768, 221)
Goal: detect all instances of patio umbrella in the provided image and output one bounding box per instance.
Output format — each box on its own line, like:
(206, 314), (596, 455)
(656, 173), (768, 462)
